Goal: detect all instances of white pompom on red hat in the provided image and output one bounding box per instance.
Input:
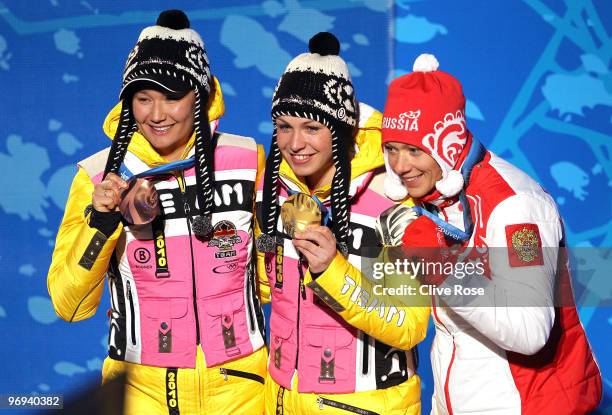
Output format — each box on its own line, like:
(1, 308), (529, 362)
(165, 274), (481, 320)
(381, 53), (469, 199)
(412, 53), (439, 72)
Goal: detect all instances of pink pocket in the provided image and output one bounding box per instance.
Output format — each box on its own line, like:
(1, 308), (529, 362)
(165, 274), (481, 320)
(268, 312), (297, 389)
(298, 327), (357, 393)
(199, 290), (253, 366)
(140, 298), (194, 367)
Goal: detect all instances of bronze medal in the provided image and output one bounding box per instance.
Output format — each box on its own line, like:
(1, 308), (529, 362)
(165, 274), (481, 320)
(119, 178), (160, 225)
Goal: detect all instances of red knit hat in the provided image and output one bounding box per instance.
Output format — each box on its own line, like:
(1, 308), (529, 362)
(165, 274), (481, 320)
(381, 54), (469, 200)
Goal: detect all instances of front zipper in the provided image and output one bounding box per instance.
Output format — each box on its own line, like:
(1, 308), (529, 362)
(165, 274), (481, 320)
(245, 260), (256, 332)
(297, 256), (307, 300)
(316, 397), (380, 415)
(179, 171), (201, 345)
(126, 280), (136, 346)
(219, 368), (264, 384)
(295, 256), (306, 370)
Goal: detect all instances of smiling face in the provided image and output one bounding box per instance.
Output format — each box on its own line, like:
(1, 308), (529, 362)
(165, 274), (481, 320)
(384, 142), (442, 199)
(132, 89), (196, 161)
(275, 115), (335, 190)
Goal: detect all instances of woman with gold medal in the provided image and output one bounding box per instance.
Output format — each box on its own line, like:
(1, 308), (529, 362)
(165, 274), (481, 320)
(255, 32), (429, 415)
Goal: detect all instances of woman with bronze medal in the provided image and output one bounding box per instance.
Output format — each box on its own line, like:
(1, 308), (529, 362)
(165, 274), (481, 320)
(48, 10), (268, 414)
(255, 32), (429, 415)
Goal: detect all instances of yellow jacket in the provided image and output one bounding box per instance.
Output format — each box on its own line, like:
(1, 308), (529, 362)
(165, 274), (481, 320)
(47, 78), (270, 415)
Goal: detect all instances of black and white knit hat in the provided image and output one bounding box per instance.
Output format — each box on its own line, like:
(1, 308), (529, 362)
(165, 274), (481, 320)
(256, 32), (357, 256)
(104, 10), (215, 237)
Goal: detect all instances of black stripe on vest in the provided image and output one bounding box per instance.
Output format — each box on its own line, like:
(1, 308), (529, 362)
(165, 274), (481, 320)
(152, 216), (170, 278)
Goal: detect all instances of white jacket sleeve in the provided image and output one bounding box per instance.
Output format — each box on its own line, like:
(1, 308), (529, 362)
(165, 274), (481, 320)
(439, 193), (560, 355)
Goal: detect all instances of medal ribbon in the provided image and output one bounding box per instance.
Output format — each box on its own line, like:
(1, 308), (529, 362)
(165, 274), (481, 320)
(412, 139), (487, 242)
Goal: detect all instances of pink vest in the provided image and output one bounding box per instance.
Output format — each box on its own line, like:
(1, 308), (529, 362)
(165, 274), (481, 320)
(257, 169), (417, 393)
(80, 132), (265, 368)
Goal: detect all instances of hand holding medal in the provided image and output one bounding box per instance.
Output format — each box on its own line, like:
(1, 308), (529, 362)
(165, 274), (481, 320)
(92, 173), (128, 213)
(375, 204), (419, 247)
(282, 193), (336, 274)
(101, 157), (196, 225)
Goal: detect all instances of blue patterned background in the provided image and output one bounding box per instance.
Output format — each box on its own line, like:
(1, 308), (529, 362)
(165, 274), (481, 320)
(0, 1), (610, 413)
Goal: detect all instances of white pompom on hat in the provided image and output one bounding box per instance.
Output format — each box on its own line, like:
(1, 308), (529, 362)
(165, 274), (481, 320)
(381, 53), (469, 199)
(412, 53), (439, 72)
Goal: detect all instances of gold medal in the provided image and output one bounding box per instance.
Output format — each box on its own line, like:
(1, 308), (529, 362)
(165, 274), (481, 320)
(280, 193), (321, 238)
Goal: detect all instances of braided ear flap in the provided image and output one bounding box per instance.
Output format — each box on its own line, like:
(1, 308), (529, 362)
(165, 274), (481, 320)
(103, 101), (138, 178)
(256, 126), (282, 253)
(330, 124), (352, 256)
(191, 87), (215, 238)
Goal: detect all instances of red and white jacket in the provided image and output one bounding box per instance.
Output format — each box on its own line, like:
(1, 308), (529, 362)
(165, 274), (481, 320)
(428, 145), (602, 414)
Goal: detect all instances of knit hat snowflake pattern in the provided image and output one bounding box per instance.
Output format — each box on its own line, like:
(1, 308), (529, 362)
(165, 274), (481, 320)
(256, 32), (356, 256)
(104, 10), (215, 237)
(381, 53), (469, 200)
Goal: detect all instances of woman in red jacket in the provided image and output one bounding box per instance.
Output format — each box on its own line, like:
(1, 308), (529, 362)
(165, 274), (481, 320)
(381, 53), (601, 414)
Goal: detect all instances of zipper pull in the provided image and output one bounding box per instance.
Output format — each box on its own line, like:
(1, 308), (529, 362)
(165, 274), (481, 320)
(298, 257), (307, 300)
(126, 280), (132, 300)
(317, 397), (323, 410)
(179, 171), (191, 218)
(220, 368), (228, 381)
(299, 277), (306, 300)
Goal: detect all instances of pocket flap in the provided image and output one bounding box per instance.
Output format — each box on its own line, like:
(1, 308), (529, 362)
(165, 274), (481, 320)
(305, 327), (354, 348)
(143, 299), (169, 318)
(203, 291), (245, 317)
(305, 329), (324, 346)
(269, 313), (294, 341)
(170, 298), (188, 319)
(334, 329), (355, 348)
(143, 298), (188, 319)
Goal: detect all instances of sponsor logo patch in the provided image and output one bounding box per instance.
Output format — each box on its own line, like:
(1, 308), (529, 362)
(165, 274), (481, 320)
(212, 260), (240, 274)
(208, 220), (242, 259)
(134, 247), (151, 264)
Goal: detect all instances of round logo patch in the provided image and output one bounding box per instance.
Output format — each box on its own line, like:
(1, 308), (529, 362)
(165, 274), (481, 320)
(134, 248), (151, 264)
(337, 107), (346, 120)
